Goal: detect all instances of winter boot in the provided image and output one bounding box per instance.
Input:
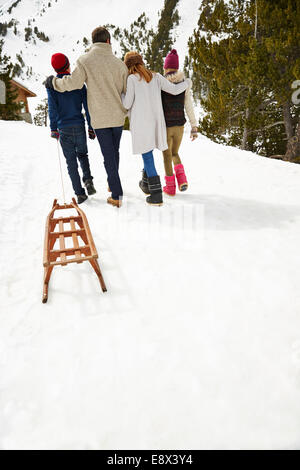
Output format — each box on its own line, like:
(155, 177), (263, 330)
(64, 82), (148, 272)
(163, 174), (176, 196)
(174, 164), (188, 191)
(77, 193), (88, 204)
(107, 196), (122, 208)
(139, 169), (150, 195)
(84, 179), (96, 195)
(146, 175), (163, 206)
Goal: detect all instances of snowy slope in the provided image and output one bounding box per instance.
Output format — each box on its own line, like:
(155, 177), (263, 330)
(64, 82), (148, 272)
(0, 0), (163, 112)
(1, 121), (300, 449)
(0, 0), (199, 114)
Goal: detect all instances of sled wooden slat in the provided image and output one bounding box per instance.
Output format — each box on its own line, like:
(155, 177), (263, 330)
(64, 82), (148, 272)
(42, 198), (107, 303)
(58, 220), (67, 265)
(52, 216), (82, 224)
(50, 228), (85, 238)
(50, 255), (95, 267)
(50, 245), (91, 256)
(70, 218), (82, 263)
(43, 199), (57, 267)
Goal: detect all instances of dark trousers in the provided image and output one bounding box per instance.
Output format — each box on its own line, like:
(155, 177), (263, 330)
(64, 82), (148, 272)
(59, 125), (92, 196)
(95, 126), (123, 200)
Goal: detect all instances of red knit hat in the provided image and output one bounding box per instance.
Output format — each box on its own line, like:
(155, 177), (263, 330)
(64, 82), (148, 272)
(51, 53), (70, 73)
(164, 49), (179, 70)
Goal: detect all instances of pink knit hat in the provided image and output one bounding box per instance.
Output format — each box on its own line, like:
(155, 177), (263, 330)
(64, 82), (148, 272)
(164, 49), (179, 70)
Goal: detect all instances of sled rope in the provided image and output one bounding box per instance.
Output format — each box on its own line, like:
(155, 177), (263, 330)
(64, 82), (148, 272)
(56, 140), (66, 205)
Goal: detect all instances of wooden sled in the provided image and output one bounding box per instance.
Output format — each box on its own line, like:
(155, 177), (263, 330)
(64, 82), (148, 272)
(43, 198), (107, 303)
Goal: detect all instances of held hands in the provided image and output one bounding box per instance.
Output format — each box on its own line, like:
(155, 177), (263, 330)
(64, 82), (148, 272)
(44, 75), (54, 89)
(88, 128), (96, 140)
(51, 130), (59, 140)
(190, 127), (198, 141)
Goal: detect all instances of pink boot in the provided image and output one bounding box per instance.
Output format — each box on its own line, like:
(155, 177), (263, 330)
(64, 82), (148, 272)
(163, 175), (176, 196)
(174, 164), (188, 191)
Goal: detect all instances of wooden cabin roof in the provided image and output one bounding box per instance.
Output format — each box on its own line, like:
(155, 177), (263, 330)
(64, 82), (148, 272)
(10, 79), (37, 98)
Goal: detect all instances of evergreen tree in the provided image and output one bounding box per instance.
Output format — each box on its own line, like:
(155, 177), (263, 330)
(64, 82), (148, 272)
(259, 1), (299, 138)
(7, 0), (21, 15)
(33, 98), (48, 126)
(82, 36), (90, 52)
(24, 26), (33, 41)
(110, 14), (155, 61)
(145, 0), (180, 73)
(247, 0), (300, 158)
(33, 26), (49, 42)
(284, 122), (300, 162)
(0, 20), (14, 37)
(0, 40), (21, 120)
(188, 0), (300, 157)
(188, 1), (257, 151)
(107, 1), (180, 72)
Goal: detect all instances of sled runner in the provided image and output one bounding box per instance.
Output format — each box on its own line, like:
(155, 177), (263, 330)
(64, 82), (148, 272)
(42, 198), (107, 303)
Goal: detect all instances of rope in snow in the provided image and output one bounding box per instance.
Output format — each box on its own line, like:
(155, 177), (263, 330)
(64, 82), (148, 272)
(56, 140), (66, 205)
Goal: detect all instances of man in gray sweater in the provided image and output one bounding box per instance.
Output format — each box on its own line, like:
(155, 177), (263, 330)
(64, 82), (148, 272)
(45, 27), (128, 207)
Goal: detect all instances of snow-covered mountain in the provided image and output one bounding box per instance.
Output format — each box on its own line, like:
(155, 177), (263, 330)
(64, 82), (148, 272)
(0, 0), (200, 114)
(1, 120), (300, 449)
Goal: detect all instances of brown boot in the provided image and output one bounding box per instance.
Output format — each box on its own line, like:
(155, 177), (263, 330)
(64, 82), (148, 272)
(107, 196), (122, 208)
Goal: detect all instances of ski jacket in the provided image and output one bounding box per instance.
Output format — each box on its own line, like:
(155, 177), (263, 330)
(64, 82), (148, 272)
(47, 73), (92, 131)
(161, 71), (197, 128)
(51, 43), (128, 129)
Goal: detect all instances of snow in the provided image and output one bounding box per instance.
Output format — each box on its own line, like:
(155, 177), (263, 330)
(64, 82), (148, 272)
(1, 120), (300, 449)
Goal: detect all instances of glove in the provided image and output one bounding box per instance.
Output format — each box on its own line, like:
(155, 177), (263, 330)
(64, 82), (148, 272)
(88, 128), (96, 140)
(44, 75), (55, 89)
(190, 126), (198, 141)
(51, 130), (59, 140)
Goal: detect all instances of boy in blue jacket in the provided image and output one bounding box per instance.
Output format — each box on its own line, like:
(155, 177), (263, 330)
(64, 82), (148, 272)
(47, 53), (96, 204)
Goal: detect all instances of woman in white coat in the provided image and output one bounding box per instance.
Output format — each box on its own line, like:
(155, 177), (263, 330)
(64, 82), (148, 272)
(122, 51), (189, 206)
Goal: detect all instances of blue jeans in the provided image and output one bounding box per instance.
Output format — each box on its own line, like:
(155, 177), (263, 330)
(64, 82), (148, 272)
(95, 126), (123, 200)
(142, 150), (158, 177)
(59, 125), (92, 196)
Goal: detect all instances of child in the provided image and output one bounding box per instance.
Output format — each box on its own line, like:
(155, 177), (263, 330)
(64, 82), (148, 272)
(122, 51), (189, 206)
(47, 53), (96, 204)
(161, 49), (198, 196)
